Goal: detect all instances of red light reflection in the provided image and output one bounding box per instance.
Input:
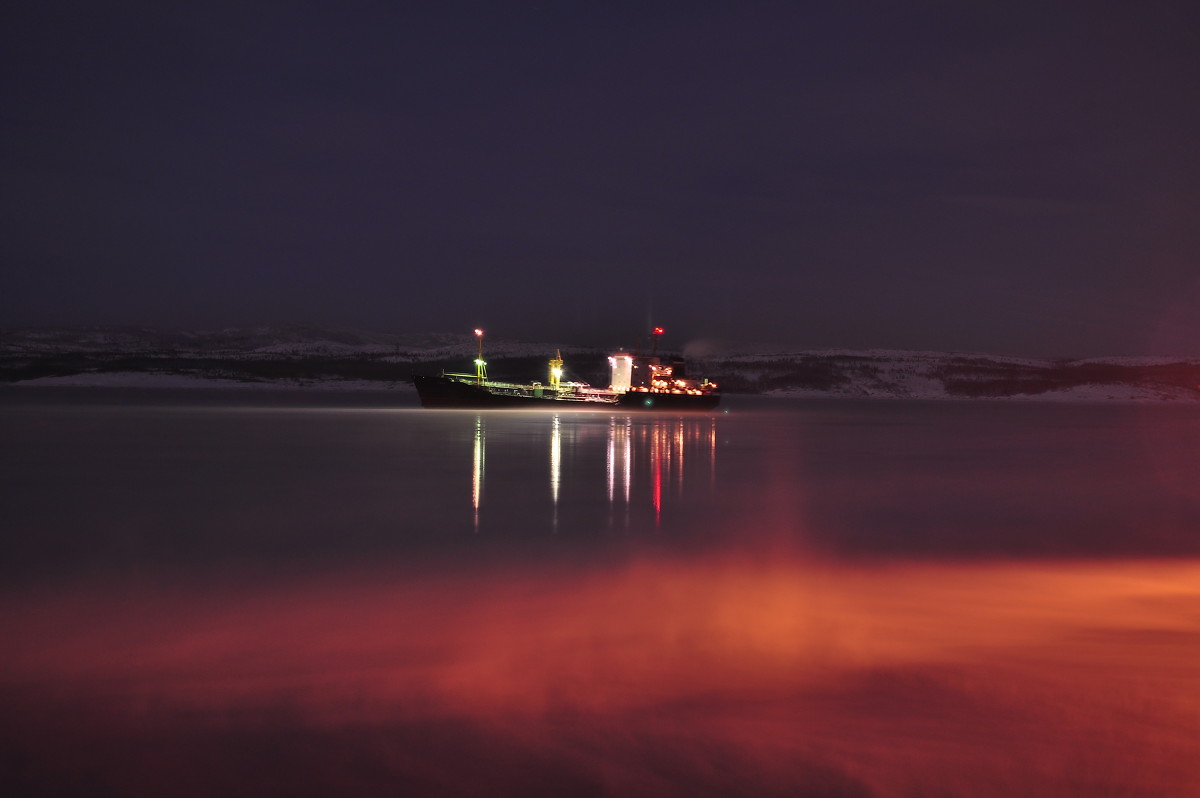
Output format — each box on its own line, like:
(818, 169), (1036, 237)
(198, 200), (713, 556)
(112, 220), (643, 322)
(3, 557), (1200, 795)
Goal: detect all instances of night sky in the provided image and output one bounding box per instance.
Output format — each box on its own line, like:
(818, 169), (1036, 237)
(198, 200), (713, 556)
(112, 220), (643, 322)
(4, 1), (1198, 356)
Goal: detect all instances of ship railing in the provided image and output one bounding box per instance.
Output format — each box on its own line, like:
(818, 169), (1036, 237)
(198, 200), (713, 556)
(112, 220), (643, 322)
(557, 393), (619, 403)
(625, 385), (719, 396)
(443, 373), (527, 390)
(486, 384), (536, 396)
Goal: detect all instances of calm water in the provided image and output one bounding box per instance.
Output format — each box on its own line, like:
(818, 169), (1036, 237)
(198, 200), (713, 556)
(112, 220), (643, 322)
(3, 389), (1200, 796)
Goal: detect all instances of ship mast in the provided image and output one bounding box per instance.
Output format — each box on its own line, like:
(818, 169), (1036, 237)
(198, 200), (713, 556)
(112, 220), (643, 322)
(473, 328), (487, 384)
(650, 326), (664, 356)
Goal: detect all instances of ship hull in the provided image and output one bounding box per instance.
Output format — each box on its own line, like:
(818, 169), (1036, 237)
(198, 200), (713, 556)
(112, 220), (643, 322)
(412, 375), (584, 408)
(614, 391), (721, 411)
(412, 375), (719, 411)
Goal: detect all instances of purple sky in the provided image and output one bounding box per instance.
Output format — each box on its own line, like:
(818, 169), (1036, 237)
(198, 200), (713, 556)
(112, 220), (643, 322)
(3, 2), (1198, 356)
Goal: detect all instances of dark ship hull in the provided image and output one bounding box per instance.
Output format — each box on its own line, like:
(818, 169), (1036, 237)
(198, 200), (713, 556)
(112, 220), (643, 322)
(412, 375), (720, 411)
(613, 390), (721, 411)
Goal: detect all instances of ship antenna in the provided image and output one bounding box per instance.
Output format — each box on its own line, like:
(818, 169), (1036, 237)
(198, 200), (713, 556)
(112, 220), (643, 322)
(473, 328), (487, 384)
(650, 326), (664, 356)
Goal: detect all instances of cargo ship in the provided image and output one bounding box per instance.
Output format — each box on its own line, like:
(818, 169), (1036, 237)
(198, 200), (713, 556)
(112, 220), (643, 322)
(413, 329), (720, 411)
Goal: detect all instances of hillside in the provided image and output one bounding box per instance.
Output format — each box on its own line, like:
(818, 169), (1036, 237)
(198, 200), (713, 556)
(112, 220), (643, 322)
(3, 326), (1199, 401)
(701, 349), (1200, 401)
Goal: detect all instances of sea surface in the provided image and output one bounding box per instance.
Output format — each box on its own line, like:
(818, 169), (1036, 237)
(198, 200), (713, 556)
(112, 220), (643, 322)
(3, 388), (1200, 797)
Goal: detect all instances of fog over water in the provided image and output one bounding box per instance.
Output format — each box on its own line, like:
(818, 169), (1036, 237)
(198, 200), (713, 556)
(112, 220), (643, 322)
(3, 390), (1200, 796)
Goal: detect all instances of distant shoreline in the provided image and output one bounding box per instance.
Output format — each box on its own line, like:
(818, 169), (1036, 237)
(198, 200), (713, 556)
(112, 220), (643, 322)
(4, 325), (1200, 402)
(4, 370), (1198, 403)
(4, 371), (416, 392)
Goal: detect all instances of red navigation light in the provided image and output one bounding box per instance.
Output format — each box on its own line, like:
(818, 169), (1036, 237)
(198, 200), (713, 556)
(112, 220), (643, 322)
(652, 327), (665, 336)
(474, 328), (484, 337)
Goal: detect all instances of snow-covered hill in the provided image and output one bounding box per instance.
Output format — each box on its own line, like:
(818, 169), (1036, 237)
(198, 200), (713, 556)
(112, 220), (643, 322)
(4, 326), (1200, 401)
(696, 349), (1200, 401)
(0, 324), (586, 360)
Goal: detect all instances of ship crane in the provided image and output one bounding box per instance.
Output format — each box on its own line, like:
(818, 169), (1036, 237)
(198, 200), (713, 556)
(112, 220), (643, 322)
(549, 350), (564, 391)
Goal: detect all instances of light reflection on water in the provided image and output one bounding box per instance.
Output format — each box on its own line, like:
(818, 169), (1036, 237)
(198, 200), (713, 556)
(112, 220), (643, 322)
(468, 412), (720, 534)
(472, 414), (484, 531)
(4, 557), (1200, 796)
(3, 396), (1200, 796)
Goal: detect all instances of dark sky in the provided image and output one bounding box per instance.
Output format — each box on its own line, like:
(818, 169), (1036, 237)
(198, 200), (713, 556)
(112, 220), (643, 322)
(3, 1), (1198, 356)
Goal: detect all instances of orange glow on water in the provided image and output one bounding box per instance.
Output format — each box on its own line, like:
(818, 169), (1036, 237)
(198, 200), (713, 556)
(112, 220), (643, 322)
(4, 556), (1200, 795)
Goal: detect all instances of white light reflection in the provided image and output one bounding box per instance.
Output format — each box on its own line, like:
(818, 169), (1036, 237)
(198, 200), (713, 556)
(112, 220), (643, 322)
(606, 417), (634, 506)
(607, 418), (616, 503)
(550, 414), (561, 531)
(623, 418), (632, 506)
(472, 415), (485, 532)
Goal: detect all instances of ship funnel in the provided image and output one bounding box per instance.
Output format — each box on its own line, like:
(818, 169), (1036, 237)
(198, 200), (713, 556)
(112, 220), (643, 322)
(609, 352), (633, 393)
